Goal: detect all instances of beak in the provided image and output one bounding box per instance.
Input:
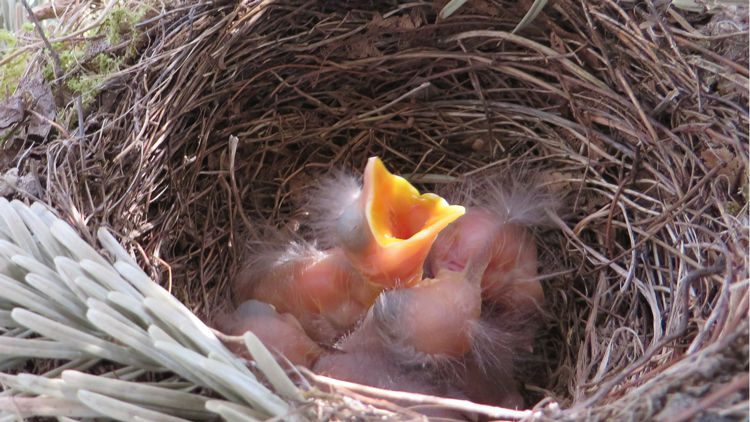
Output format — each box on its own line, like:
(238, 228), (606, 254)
(351, 157), (465, 287)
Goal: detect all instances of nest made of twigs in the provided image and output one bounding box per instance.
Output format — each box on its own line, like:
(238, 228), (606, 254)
(2, 0), (748, 420)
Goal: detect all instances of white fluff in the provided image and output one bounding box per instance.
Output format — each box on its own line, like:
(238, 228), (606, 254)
(300, 170), (363, 249)
(439, 168), (560, 229)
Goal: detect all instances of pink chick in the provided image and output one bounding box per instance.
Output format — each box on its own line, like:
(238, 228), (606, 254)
(313, 243), (521, 418)
(307, 156), (466, 289)
(426, 175), (556, 314)
(232, 157), (465, 343)
(368, 242), (493, 361)
(232, 243), (379, 344)
(313, 315), (473, 420)
(214, 299), (324, 368)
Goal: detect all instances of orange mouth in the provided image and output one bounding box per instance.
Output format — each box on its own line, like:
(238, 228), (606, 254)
(355, 157), (465, 287)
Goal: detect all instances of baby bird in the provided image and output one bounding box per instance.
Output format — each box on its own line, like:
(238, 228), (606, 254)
(370, 241), (492, 361)
(232, 157), (464, 343)
(426, 175), (555, 313)
(428, 210), (542, 312)
(314, 241), (522, 416)
(214, 300), (323, 368)
(420, 174), (554, 408)
(232, 242), (378, 343)
(221, 161), (554, 414)
(313, 310), (473, 420)
(309, 157), (466, 289)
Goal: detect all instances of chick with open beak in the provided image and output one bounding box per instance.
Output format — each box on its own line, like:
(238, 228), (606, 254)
(219, 161), (554, 413)
(231, 157), (466, 343)
(330, 157), (466, 289)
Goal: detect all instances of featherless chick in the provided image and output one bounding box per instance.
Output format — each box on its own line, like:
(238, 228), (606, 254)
(218, 159), (558, 416)
(231, 157), (466, 342)
(307, 156), (466, 289)
(214, 300), (324, 368)
(232, 241), (376, 343)
(426, 174), (556, 315)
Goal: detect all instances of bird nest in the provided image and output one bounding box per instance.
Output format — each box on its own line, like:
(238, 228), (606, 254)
(0, 0), (748, 420)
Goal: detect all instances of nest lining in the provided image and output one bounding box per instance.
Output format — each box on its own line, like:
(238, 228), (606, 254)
(1, 0), (748, 420)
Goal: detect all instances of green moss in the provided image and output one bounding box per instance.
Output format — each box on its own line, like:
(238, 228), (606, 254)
(0, 30), (18, 48)
(66, 74), (104, 107)
(91, 53), (124, 75)
(0, 51), (29, 98)
(42, 64), (54, 82)
(60, 45), (86, 73)
(0, 30), (24, 96)
(102, 6), (144, 45)
(1, 4), (147, 106)
(60, 6), (147, 101)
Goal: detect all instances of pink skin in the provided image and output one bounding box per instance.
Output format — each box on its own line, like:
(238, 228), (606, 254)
(222, 188), (549, 413)
(214, 300), (324, 368)
(421, 207), (549, 411)
(371, 267), (484, 359)
(455, 354), (525, 410)
(314, 318), (475, 420)
(426, 208), (544, 313)
(233, 248), (380, 344)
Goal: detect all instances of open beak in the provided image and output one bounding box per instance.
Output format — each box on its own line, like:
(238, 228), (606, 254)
(350, 157), (465, 288)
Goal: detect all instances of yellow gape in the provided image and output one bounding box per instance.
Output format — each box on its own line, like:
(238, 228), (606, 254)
(350, 157), (465, 288)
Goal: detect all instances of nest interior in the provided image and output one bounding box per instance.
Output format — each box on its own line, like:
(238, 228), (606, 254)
(5, 0), (749, 419)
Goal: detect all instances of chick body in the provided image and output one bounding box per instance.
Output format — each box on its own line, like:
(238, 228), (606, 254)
(224, 162), (554, 415)
(234, 245), (379, 343)
(372, 267), (483, 359)
(314, 318), (472, 420)
(215, 300), (323, 368)
(427, 208), (543, 311)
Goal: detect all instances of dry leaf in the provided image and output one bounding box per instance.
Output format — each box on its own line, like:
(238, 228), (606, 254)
(347, 37), (382, 59)
(16, 72), (56, 139)
(0, 97), (25, 130)
(701, 146), (744, 189)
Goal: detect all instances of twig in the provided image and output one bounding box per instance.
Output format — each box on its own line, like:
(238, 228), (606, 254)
(575, 259), (727, 409)
(301, 369), (540, 421)
(76, 96), (85, 139)
(19, 0), (63, 82)
(670, 373), (749, 422)
(228, 135), (254, 233)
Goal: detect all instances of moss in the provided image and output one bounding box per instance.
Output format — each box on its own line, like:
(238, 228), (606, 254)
(0, 30), (29, 98)
(60, 44), (86, 72)
(62, 6), (146, 102)
(40, 41), (122, 99)
(103, 5), (150, 61)
(66, 74), (104, 107)
(0, 57), (27, 97)
(91, 53), (124, 75)
(103, 6), (145, 46)
(0, 29), (18, 48)
(2, 5), (145, 108)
